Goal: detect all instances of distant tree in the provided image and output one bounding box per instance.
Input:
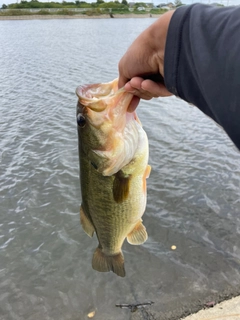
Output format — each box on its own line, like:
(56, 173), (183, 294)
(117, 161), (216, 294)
(121, 0), (128, 4)
(99, 1), (126, 7)
(1, 3), (7, 8)
(75, 0), (80, 4)
(97, 0), (104, 3)
(78, 1), (92, 7)
(174, 0), (183, 6)
(134, 2), (147, 8)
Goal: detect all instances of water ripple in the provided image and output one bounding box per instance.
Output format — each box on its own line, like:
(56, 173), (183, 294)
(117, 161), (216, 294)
(0, 18), (240, 320)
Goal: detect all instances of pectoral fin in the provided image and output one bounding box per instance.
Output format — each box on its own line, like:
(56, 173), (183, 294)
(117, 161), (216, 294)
(127, 221), (148, 245)
(80, 206), (95, 237)
(113, 171), (131, 203)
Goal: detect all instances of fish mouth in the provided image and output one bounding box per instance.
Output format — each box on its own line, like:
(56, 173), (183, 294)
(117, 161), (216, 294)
(76, 79), (139, 176)
(76, 79), (126, 112)
(76, 78), (119, 99)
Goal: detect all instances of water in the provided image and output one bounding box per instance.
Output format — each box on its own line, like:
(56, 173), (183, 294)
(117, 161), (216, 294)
(0, 18), (240, 320)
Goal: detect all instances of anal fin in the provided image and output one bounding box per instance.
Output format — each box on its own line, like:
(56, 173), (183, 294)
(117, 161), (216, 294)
(80, 206), (95, 237)
(145, 165), (151, 179)
(127, 221), (148, 245)
(92, 247), (125, 277)
(143, 164), (151, 193)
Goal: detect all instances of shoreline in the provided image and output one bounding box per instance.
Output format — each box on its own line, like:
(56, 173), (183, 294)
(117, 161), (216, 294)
(0, 13), (161, 20)
(182, 295), (240, 319)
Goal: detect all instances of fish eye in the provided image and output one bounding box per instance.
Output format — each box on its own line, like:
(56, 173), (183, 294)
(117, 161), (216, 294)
(77, 114), (86, 128)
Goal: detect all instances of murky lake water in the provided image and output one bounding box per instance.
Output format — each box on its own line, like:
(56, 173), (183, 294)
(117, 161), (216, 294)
(0, 18), (240, 320)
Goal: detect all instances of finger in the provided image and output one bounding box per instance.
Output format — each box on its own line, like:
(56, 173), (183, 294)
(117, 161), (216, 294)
(129, 77), (145, 90)
(132, 90), (153, 100)
(141, 79), (172, 97)
(128, 96), (140, 113)
(124, 81), (135, 92)
(125, 87), (156, 100)
(125, 78), (172, 98)
(123, 77), (144, 93)
(118, 75), (129, 89)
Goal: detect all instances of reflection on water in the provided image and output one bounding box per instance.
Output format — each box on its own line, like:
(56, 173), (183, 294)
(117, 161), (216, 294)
(0, 18), (240, 320)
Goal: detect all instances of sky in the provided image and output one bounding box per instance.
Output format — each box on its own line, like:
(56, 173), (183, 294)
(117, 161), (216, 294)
(1, 0), (240, 8)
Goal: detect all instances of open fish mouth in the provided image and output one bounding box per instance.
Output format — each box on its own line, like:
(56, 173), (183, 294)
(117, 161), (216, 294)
(76, 78), (125, 110)
(76, 79), (141, 176)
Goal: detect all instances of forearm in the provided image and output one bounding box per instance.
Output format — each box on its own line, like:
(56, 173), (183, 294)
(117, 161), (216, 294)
(164, 4), (240, 150)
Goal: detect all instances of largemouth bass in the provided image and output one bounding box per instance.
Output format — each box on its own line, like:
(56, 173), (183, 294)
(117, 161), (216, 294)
(76, 79), (151, 277)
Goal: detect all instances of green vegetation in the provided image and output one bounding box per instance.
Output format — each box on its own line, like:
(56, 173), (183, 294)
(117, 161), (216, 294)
(5, 0), (91, 9)
(174, 0), (183, 7)
(0, 0), (169, 16)
(0, 9), (33, 15)
(150, 8), (168, 14)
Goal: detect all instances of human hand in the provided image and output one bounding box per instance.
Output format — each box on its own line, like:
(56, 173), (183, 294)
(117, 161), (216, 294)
(118, 10), (175, 111)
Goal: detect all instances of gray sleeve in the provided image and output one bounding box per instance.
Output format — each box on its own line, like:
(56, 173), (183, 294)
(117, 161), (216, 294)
(164, 4), (240, 150)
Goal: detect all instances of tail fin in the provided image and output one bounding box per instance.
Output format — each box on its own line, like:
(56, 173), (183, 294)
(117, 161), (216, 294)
(92, 247), (125, 277)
